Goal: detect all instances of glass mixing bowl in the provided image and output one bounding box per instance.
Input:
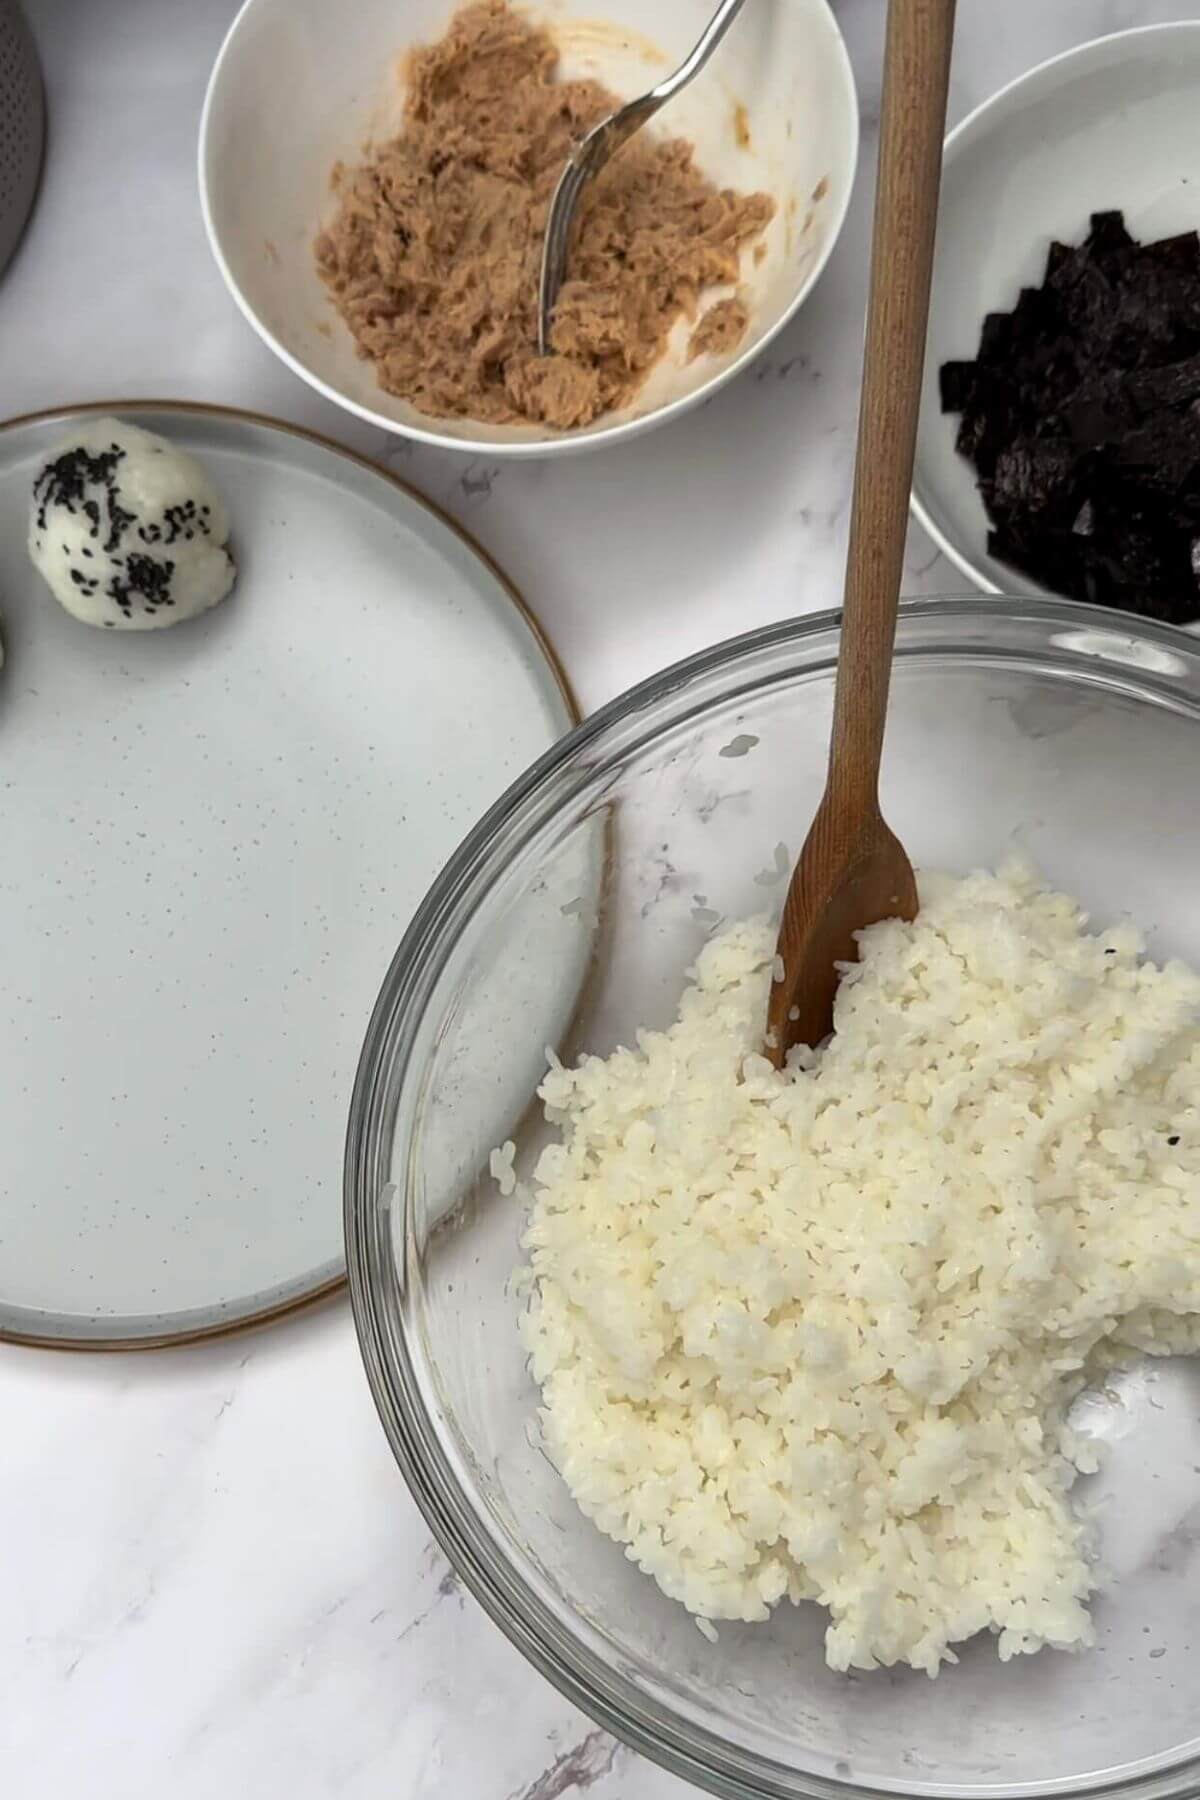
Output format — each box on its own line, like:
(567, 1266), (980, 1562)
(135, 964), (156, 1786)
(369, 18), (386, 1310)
(346, 599), (1200, 1800)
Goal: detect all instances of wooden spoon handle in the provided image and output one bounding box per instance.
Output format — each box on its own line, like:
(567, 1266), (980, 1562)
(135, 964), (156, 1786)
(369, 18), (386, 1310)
(829, 0), (956, 817)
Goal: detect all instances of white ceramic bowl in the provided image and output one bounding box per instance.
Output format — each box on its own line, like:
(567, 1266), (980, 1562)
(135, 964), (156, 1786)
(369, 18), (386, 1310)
(199, 0), (858, 458)
(912, 23), (1200, 598)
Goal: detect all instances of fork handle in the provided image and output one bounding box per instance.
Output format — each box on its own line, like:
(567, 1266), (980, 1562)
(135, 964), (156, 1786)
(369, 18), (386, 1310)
(654, 0), (748, 104)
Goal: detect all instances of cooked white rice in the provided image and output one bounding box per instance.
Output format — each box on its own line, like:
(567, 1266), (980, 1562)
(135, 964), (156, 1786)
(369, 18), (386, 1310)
(514, 863), (1200, 1675)
(28, 417), (235, 631)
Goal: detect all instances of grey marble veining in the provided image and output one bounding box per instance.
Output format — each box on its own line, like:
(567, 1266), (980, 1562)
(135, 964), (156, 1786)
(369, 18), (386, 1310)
(3, 2), (1199, 1795)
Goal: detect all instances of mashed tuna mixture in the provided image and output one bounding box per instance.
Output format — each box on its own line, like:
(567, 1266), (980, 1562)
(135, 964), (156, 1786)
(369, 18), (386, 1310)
(509, 865), (1200, 1674)
(314, 1), (774, 428)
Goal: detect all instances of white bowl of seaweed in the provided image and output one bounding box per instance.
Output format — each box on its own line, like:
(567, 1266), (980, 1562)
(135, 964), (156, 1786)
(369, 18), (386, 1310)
(912, 23), (1200, 629)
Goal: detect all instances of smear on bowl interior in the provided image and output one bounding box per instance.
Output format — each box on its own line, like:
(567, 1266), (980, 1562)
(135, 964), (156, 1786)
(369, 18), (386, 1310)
(314, 0), (775, 429)
(501, 862), (1200, 1674)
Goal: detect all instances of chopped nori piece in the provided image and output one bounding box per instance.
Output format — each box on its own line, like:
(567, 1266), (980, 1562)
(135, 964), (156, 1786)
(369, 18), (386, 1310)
(939, 361), (976, 415)
(941, 211), (1200, 623)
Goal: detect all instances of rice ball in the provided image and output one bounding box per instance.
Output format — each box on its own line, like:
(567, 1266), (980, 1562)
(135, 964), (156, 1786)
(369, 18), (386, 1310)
(28, 418), (236, 630)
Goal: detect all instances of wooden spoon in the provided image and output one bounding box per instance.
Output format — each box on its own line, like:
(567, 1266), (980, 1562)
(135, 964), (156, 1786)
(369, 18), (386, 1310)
(766, 0), (956, 1066)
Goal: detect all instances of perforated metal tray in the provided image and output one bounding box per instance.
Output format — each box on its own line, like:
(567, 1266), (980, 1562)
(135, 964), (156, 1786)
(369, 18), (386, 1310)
(0, 0), (43, 278)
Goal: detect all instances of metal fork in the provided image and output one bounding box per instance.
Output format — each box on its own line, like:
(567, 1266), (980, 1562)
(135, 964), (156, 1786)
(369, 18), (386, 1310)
(536, 0), (748, 355)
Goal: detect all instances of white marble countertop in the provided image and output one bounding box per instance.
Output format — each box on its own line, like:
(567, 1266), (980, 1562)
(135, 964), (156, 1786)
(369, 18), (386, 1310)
(2, 2), (1194, 1794)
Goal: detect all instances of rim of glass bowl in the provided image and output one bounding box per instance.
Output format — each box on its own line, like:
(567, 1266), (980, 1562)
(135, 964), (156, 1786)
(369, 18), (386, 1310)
(345, 596), (1200, 1800)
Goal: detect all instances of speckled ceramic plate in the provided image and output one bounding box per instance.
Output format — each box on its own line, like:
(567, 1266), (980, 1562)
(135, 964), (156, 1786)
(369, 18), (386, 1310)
(0, 402), (576, 1346)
